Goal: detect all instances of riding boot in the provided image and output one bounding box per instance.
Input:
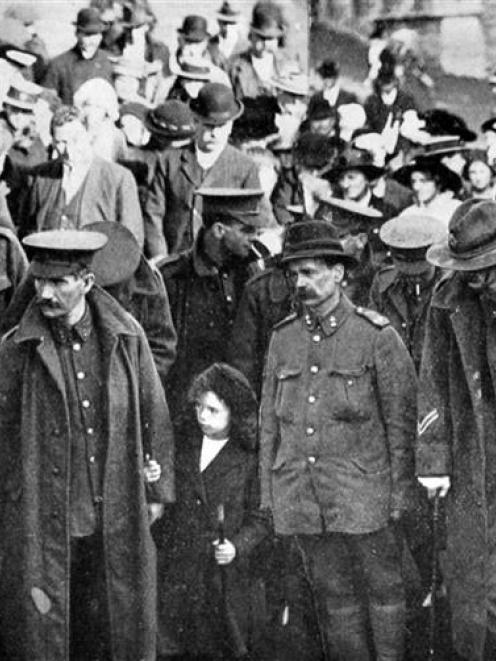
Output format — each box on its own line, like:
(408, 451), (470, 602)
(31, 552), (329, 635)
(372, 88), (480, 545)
(325, 605), (371, 661)
(369, 602), (406, 661)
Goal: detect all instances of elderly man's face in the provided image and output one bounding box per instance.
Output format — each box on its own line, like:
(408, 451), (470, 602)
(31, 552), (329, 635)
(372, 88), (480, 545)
(77, 31), (102, 59)
(286, 257), (344, 308)
(52, 120), (92, 167)
(196, 119), (232, 152)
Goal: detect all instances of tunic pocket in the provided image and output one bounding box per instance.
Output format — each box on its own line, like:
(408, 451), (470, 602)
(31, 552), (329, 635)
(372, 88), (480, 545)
(326, 365), (375, 422)
(274, 366), (302, 423)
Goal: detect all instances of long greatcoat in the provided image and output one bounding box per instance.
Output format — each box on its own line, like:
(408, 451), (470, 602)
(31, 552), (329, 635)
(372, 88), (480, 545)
(0, 286), (175, 661)
(416, 273), (496, 660)
(157, 419), (270, 658)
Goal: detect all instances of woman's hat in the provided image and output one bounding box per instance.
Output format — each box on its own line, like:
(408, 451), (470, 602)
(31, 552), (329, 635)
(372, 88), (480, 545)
(427, 199), (496, 271)
(272, 73), (309, 97)
(393, 156), (462, 194)
(3, 77), (42, 111)
(190, 82), (243, 125)
(322, 148), (385, 183)
(171, 58), (212, 81)
(250, 1), (284, 39)
(421, 108), (476, 143)
(177, 15), (210, 43)
(84, 222), (141, 286)
(144, 100), (196, 139)
(216, 1), (240, 24)
(281, 220), (358, 266)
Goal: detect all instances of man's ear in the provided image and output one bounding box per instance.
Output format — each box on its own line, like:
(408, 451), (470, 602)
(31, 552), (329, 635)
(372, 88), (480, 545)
(211, 222), (226, 240)
(333, 263), (345, 283)
(83, 272), (95, 294)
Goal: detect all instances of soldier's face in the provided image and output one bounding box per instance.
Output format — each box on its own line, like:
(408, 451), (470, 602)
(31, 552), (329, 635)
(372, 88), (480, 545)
(287, 258), (344, 308)
(220, 221), (258, 258)
(34, 273), (93, 325)
(195, 390), (231, 439)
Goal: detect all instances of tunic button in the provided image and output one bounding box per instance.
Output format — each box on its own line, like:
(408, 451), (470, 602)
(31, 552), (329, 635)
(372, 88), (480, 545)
(87, 427), (94, 435)
(89, 456), (95, 464)
(308, 456), (316, 464)
(306, 427), (315, 436)
(82, 400), (90, 408)
(310, 365), (319, 374)
(208, 321), (214, 328)
(196, 498), (202, 505)
(373, 228), (379, 234)
(347, 380), (353, 386)
(226, 295), (233, 302)
(308, 395), (316, 403)
(77, 371), (85, 380)
(52, 466), (60, 476)
(312, 334), (321, 343)
(73, 343), (81, 352)
(401, 322), (407, 329)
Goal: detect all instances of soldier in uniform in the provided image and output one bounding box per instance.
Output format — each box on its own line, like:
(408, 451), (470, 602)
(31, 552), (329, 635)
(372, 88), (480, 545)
(157, 187), (270, 421)
(369, 213), (446, 372)
(259, 220), (417, 660)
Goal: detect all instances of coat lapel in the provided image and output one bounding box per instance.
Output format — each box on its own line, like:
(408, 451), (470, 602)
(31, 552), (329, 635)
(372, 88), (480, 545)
(180, 146), (203, 187)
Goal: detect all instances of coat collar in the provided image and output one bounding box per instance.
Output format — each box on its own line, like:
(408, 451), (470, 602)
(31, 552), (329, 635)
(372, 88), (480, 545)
(303, 293), (354, 336)
(13, 285), (139, 346)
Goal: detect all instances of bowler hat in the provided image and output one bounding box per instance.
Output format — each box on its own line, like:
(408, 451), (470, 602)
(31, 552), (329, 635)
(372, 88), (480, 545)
(250, 2), (284, 39)
(393, 156), (462, 194)
(177, 15), (210, 43)
(23, 229), (108, 278)
(307, 96), (336, 122)
(427, 199), (496, 271)
(73, 8), (105, 34)
(281, 220), (357, 266)
(145, 100), (196, 139)
(84, 222), (141, 286)
(216, 1), (240, 24)
(323, 148), (385, 183)
(195, 187), (268, 228)
(121, 4), (150, 29)
(172, 58), (212, 81)
(317, 59), (339, 79)
(190, 82), (243, 125)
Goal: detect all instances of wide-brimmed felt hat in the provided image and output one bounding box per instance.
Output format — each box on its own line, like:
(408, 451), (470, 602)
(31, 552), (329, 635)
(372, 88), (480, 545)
(393, 156), (462, 194)
(73, 8), (105, 34)
(272, 73), (309, 97)
(177, 15), (210, 43)
(250, 1), (284, 39)
(317, 59), (339, 79)
(84, 222), (141, 286)
(216, 1), (240, 24)
(416, 135), (471, 159)
(3, 77), (42, 111)
(421, 108), (476, 143)
(380, 214), (446, 249)
(306, 96), (336, 122)
(145, 100), (196, 139)
(427, 199), (496, 271)
(322, 148), (385, 183)
(195, 187), (268, 228)
(482, 117), (496, 133)
(23, 229), (108, 278)
(281, 220), (358, 266)
(314, 195), (382, 236)
(190, 82), (243, 125)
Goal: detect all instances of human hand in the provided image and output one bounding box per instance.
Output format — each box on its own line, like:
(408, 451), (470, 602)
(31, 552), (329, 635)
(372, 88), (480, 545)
(417, 476), (450, 499)
(213, 538), (236, 565)
(148, 503), (164, 525)
(144, 454), (161, 484)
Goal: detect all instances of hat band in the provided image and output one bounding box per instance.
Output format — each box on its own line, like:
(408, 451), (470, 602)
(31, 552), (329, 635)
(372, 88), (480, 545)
(148, 113), (193, 134)
(448, 235), (496, 261)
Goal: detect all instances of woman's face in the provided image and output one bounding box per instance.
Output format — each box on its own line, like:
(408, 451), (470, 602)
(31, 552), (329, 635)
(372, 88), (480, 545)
(195, 391), (231, 439)
(468, 160), (492, 192)
(411, 170), (438, 204)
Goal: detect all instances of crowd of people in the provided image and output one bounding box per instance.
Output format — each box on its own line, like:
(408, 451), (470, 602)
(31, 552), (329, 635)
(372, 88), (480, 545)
(1, 1), (496, 660)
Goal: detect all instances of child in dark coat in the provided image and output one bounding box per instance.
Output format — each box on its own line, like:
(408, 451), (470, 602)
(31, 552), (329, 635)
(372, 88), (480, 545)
(157, 363), (271, 660)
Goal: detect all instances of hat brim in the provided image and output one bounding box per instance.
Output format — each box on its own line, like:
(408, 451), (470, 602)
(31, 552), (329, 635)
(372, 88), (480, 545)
(144, 111), (196, 139)
(250, 26), (284, 39)
(84, 222), (141, 286)
(281, 247), (358, 267)
(393, 161), (462, 193)
(427, 241), (496, 271)
(73, 23), (105, 34)
(177, 29), (210, 42)
(272, 80), (309, 97)
(4, 98), (35, 111)
(324, 164), (385, 183)
(216, 14), (239, 23)
(191, 98), (244, 126)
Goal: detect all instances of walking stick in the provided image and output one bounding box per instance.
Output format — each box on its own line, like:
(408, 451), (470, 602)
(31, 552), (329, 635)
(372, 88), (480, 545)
(217, 504), (248, 658)
(426, 490), (441, 660)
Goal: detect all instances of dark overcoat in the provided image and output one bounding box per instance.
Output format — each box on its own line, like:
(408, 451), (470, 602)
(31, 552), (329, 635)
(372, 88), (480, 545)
(0, 286), (175, 661)
(157, 419), (270, 658)
(228, 50), (288, 99)
(19, 156), (144, 248)
(260, 295), (417, 536)
(416, 273), (496, 660)
(144, 142), (260, 258)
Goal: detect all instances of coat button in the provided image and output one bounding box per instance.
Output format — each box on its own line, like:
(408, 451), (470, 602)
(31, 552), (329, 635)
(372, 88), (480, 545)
(312, 334), (321, 343)
(82, 400), (90, 409)
(196, 498), (202, 505)
(310, 365), (319, 374)
(87, 427), (94, 435)
(308, 456), (316, 464)
(308, 395), (316, 403)
(52, 466), (60, 476)
(401, 322), (407, 329)
(226, 295), (233, 302)
(77, 371), (85, 380)
(347, 380), (353, 386)
(73, 343), (81, 352)
(306, 427), (315, 436)
(89, 456), (95, 464)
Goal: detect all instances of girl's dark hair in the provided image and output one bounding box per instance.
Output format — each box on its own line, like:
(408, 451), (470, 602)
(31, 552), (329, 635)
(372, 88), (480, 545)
(188, 363), (258, 450)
